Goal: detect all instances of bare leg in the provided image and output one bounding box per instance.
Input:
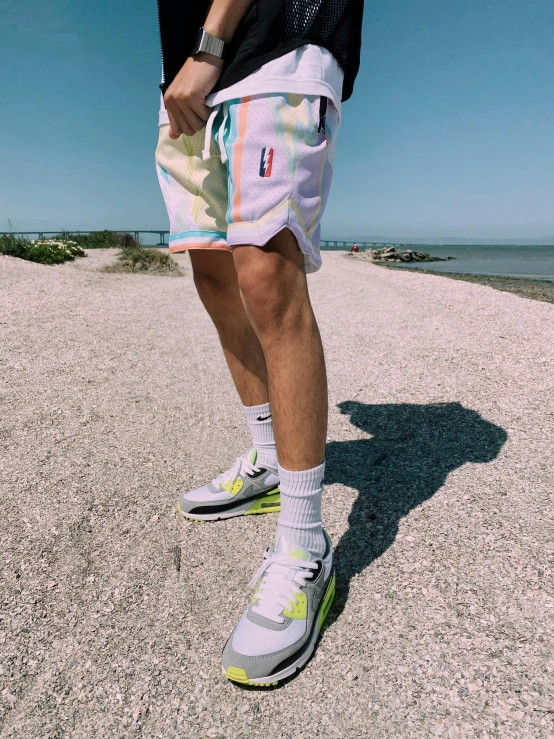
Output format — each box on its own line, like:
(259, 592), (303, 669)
(189, 250), (268, 407)
(232, 229), (327, 470)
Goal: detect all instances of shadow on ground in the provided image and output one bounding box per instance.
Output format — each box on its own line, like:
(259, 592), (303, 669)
(325, 401), (508, 626)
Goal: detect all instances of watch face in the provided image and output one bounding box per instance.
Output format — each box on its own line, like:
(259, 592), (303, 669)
(193, 28), (203, 54)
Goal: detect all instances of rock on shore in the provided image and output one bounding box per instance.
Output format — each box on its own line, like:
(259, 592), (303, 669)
(354, 246), (453, 262)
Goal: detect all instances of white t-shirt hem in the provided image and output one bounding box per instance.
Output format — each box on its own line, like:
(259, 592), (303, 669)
(207, 77), (341, 112)
(159, 79), (341, 126)
(159, 45), (344, 127)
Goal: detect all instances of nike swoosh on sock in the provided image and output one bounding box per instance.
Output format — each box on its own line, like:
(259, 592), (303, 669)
(256, 414), (272, 421)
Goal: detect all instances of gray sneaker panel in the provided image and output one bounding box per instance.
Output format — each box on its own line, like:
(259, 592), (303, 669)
(246, 606), (292, 631)
(231, 468), (279, 503)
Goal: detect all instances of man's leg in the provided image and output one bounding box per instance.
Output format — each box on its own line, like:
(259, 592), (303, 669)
(189, 249), (268, 407)
(232, 230), (327, 469)
(154, 123), (280, 516)
(176, 249), (281, 520)
(233, 228), (328, 558)
(221, 228), (334, 685)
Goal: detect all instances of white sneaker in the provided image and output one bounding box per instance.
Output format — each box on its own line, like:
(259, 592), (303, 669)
(222, 531), (335, 685)
(177, 448), (280, 521)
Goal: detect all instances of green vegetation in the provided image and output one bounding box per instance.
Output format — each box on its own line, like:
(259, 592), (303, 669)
(59, 230), (129, 249)
(103, 241), (182, 275)
(0, 234), (86, 265)
(1, 231), (179, 274)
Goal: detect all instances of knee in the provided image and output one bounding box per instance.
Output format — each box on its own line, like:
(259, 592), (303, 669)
(192, 261), (233, 304)
(236, 256), (304, 336)
(193, 264), (224, 300)
(191, 262), (241, 327)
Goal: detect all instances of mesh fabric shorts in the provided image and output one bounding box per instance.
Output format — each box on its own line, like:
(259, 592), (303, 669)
(155, 93), (339, 274)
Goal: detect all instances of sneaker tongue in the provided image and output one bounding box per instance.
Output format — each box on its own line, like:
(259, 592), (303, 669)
(274, 536), (313, 562)
(247, 447), (257, 465)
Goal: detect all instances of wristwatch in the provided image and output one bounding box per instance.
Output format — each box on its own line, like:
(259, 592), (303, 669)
(192, 28), (229, 60)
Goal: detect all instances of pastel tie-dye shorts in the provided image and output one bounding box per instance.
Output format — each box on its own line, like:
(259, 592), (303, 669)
(155, 93), (339, 274)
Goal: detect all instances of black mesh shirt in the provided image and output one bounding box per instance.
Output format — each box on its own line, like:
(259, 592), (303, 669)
(158, 0), (364, 102)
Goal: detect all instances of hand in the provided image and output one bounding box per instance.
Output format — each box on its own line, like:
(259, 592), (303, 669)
(164, 53), (225, 139)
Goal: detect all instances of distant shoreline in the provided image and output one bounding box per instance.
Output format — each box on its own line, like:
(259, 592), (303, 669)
(374, 262), (554, 304)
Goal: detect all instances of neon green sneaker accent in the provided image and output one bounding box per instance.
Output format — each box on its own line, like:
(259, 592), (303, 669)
(244, 491), (280, 515)
(251, 581), (262, 604)
(283, 591), (307, 620)
(225, 666), (277, 686)
(220, 450), (257, 495)
(221, 477), (244, 495)
(288, 547), (309, 561)
(226, 666), (249, 683)
(318, 571), (336, 631)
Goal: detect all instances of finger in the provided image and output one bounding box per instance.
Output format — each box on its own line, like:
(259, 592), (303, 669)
(182, 107), (206, 134)
(190, 99), (210, 123)
(166, 109), (182, 140)
(170, 104), (194, 137)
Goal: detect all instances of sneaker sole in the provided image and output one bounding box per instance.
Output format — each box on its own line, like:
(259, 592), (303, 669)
(177, 489), (280, 522)
(224, 569), (336, 686)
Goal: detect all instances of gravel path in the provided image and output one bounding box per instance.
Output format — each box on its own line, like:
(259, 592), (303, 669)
(1, 249), (553, 739)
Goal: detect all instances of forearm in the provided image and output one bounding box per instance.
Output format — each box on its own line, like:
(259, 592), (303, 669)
(164, 0), (255, 139)
(204, 0), (256, 43)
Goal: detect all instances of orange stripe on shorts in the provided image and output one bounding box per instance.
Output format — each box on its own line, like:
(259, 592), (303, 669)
(231, 96), (251, 224)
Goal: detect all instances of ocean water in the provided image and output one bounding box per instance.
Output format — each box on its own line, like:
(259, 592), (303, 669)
(359, 244), (554, 281)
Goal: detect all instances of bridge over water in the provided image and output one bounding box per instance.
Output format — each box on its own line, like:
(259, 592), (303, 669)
(0, 230), (412, 250)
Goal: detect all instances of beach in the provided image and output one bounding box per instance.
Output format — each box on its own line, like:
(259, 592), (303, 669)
(336, 244), (554, 281)
(1, 249), (553, 738)
(373, 264), (554, 304)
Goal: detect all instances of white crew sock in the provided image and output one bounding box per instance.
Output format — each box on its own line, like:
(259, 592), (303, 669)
(243, 402), (278, 470)
(275, 461), (326, 558)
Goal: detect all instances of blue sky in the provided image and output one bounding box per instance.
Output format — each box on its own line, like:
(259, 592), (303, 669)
(1, 0), (553, 240)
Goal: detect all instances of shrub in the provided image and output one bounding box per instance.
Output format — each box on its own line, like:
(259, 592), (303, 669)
(118, 232), (140, 249)
(103, 244), (181, 275)
(0, 234), (86, 265)
(0, 233), (30, 259)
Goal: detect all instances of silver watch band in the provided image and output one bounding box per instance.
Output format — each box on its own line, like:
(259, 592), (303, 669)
(193, 28), (228, 60)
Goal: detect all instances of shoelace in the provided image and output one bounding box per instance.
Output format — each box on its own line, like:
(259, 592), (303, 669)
(212, 454), (262, 491)
(249, 551), (318, 624)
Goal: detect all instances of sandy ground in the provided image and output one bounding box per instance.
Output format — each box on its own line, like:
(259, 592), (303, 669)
(1, 248), (553, 739)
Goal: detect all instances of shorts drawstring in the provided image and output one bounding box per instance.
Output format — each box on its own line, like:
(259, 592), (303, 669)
(218, 109), (229, 164)
(202, 103), (228, 164)
(202, 106), (218, 161)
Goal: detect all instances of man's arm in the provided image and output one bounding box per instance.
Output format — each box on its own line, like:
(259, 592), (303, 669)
(164, 0), (255, 140)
